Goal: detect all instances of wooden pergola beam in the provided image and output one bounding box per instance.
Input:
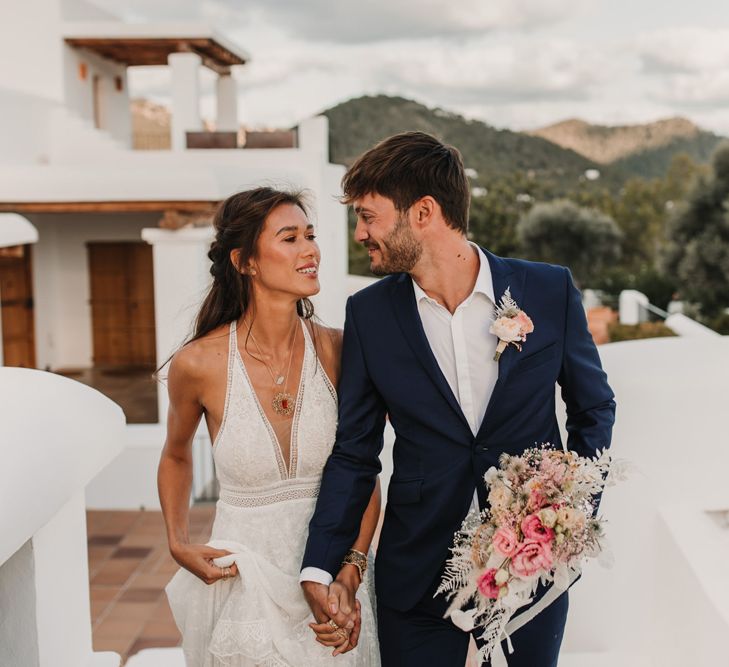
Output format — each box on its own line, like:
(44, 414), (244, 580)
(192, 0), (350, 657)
(64, 37), (246, 70)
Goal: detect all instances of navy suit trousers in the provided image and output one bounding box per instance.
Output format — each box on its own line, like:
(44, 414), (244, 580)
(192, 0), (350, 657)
(377, 574), (569, 667)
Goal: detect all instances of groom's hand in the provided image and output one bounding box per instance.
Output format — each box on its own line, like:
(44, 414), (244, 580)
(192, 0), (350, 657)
(301, 581), (356, 630)
(326, 567), (361, 654)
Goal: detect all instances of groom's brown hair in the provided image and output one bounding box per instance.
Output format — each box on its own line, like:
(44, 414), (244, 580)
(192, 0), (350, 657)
(341, 131), (470, 233)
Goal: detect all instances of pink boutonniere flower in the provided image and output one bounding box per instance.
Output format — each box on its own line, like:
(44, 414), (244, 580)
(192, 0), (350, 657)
(489, 288), (533, 361)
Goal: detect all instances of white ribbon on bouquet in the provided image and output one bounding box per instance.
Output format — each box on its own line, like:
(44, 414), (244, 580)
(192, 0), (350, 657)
(489, 568), (579, 667)
(449, 566), (580, 666)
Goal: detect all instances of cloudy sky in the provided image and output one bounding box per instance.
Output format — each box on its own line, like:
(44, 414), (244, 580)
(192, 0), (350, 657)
(100, 0), (729, 134)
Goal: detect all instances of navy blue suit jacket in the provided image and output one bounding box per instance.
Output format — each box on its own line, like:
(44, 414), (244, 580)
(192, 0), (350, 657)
(302, 250), (616, 612)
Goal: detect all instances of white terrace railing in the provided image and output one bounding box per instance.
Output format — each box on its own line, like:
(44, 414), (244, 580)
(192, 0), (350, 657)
(618, 289), (721, 338)
(0, 368), (126, 667)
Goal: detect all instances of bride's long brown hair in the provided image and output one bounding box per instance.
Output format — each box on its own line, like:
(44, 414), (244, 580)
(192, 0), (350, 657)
(190, 186), (315, 345)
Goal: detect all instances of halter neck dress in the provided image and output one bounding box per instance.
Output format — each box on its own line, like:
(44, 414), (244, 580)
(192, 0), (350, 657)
(166, 320), (379, 667)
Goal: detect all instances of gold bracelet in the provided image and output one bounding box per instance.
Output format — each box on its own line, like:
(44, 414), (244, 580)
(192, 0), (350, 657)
(341, 549), (368, 579)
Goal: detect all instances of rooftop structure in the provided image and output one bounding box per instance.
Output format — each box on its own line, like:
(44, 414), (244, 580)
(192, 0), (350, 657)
(0, 0), (348, 510)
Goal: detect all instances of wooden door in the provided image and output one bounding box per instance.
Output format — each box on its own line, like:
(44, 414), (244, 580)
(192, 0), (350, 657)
(0, 245), (36, 367)
(88, 242), (156, 367)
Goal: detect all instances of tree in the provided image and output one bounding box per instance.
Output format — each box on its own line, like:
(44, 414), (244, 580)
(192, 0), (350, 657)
(468, 174), (540, 257)
(662, 142), (729, 318)
(517, 200), (622, 287)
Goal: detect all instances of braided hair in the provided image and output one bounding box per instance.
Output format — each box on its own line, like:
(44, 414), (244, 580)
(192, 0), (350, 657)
(189, 187), (315, 344)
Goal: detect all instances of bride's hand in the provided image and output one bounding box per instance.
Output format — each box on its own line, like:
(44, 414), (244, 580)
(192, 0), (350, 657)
(309, 607), (357, 655)
(170, 543), (239, 584)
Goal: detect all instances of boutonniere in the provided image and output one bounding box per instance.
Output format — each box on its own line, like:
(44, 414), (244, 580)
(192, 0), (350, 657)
(489, 288), (534, 361)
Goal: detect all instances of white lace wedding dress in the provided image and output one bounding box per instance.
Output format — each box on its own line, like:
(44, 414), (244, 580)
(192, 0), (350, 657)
(166, 320), (380, 667)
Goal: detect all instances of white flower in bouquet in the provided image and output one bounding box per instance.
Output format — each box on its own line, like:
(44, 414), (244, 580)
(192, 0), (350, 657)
(487, 483), (512, 510)
(538, 507), (558, 528)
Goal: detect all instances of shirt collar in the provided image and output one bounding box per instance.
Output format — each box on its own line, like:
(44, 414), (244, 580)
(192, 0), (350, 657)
(412, 243), (495, 305)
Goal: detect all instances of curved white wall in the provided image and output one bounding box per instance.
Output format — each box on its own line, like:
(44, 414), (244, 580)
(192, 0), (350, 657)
(561, 336), (729, 665)
(0, 368), (125, 667)
(0, 367), (125, 562)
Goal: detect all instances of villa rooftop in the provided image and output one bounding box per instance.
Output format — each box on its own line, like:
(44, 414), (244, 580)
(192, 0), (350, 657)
(63, 22), (248, 72)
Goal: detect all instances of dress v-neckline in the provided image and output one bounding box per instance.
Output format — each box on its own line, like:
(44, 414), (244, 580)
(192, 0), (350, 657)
(234, 319), (309, 480)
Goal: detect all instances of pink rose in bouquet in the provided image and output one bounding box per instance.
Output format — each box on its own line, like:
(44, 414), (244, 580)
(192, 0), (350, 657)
(510, 540), (553, 578)
(476, 568), (501, 599)
(492, 527), (519, 557)
(521, 514), (554, 543)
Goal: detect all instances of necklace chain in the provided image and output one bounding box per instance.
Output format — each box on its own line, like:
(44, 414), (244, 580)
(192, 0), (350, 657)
(247, 319), (299, 417)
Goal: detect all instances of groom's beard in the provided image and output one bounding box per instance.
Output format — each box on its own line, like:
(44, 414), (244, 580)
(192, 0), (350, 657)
(366, 215), (422, 276)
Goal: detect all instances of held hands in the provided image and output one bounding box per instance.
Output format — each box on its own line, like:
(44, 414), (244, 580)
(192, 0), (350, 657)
(302, 567), (361, 656)
(170, 543), (238, 585)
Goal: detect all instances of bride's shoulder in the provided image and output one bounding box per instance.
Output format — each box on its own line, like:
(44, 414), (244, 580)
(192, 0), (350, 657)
(306, 320), (343, 383)
(169, 324), (230, 385)
(307, 320), (343, 355)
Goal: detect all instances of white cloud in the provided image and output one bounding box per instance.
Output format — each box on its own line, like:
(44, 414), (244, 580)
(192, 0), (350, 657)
(114, 2), (729, 137)
(637, 28), (729, 74)
(635, 28), (729, 108)
(94, 0), (581, 42)
(381, 38), (611, 103)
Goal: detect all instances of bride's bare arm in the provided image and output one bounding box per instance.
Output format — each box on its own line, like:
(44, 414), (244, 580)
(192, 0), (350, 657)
(158, 348), (236, 584)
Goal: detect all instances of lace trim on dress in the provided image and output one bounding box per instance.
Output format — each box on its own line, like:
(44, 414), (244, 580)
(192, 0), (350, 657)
(211, 321), (238, 453)
(210, 620), (272, 662)
(302, 321), (338, 407)
(219, 481), (320, 508)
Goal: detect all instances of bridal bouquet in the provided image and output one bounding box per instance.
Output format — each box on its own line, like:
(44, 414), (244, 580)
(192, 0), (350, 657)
(438, 445), (626, 666)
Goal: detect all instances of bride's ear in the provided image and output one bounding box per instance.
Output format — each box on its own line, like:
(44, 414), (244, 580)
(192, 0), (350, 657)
(230, 248), (257, 276)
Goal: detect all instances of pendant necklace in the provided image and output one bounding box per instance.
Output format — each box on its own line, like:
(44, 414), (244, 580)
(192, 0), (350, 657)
(250, 321), (298, 417)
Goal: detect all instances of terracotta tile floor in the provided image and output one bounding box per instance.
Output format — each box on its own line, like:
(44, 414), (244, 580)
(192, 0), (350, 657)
(87, 505), (216, 663)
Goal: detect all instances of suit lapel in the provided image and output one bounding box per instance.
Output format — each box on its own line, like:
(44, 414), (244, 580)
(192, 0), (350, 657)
(478, 250), (528, 436)
(389, 274), (470, 430)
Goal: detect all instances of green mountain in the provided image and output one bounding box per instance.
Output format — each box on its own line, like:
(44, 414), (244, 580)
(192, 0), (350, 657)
(321, 95), (616, 192)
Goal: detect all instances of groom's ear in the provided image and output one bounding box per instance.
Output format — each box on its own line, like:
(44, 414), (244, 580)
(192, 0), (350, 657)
(412, 195), (438, 229)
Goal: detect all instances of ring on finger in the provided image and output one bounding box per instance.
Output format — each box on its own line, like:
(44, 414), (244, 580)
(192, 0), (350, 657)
(327, 619), (339, 630)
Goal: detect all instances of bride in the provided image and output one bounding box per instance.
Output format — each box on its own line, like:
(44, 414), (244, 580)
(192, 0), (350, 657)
(159, 187), (381, 666)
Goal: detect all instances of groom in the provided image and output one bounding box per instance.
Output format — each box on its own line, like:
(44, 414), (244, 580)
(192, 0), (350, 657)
(300, 132), (615, 666)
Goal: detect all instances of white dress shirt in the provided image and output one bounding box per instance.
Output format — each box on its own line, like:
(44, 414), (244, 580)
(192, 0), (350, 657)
(300, 244), (499, 586)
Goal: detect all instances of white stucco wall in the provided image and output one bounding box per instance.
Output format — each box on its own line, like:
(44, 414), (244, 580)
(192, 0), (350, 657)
(0, 0), (66, 103)
(0, 367), (125, 665)
(0, 541), (40, 667)
(0, 89), (55, 165)
(62, 43), (131, 145)
(560, 336), (729, 664)
(29, 212), (158, 370)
